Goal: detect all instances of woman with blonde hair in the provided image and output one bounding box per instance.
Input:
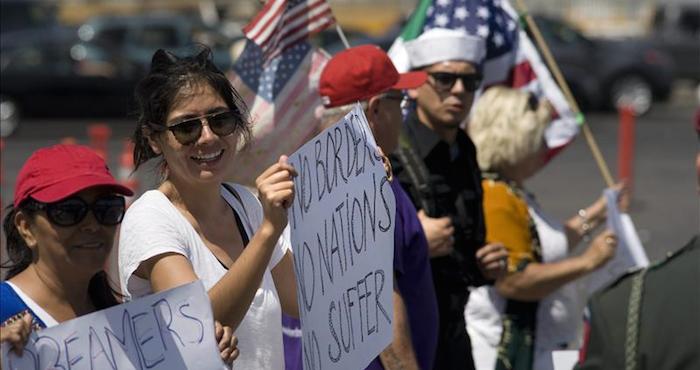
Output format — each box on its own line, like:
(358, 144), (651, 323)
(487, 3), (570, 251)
(464, 86), (626, 370)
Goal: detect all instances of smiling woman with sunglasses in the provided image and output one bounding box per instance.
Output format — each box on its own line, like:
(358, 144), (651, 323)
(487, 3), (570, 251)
(116, 47), (298, 369)
(0, 144), (240, 365)
(0, 144), (132, 349)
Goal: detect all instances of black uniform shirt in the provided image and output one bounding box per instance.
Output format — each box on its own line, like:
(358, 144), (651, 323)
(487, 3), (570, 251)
(391, 112), (487, 290)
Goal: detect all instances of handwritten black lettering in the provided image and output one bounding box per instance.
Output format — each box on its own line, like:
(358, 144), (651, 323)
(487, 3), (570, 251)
(63, 331), (83, 368)
(316, 220), (330, 295)
(361, 271), (375, 339)
(327, 301), (341, 363)
(332, 126), (348, 185)
(89, 326), (116, 370)
(36, 335), (64, 370)
(7, 340), (38, 370)
(151, 299), (182, 349)
(132, 312), (165, 369)
(374, 269), (391, 332)
(302, 330), (321, 370)
(178, 303), (204, 344)
(315, 139), (328, 201)
(293, 241), (316, 312)
(378, 176), (393, 232)
(104, 310), (142, 370)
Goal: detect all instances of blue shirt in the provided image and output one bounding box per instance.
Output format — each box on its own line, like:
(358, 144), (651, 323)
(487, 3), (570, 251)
(0, 281), (47, 330)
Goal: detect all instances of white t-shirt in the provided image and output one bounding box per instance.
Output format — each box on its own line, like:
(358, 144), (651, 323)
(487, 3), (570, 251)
(466, 193), (586, 370)
(116, 183), (289, 370)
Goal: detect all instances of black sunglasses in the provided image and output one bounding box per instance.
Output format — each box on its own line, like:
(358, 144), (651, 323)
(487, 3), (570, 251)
(27, 195), (126, 227)
(150, 110), (244, 146)
(427, 72), (483, 92)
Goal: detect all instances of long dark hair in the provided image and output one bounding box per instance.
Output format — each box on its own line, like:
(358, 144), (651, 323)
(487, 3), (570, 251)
(2, 202), (120, 309)
(132, 46), (252, 172)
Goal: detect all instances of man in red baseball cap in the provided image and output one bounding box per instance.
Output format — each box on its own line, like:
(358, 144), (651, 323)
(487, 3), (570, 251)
(318, 44), (426, 155)
(311, 45), (438, 370)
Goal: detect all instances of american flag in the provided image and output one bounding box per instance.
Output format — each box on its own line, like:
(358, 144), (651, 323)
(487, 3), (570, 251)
(389, 0), (579, 157)
(243, 0), (335, 62)
(228, 8), (331, 185)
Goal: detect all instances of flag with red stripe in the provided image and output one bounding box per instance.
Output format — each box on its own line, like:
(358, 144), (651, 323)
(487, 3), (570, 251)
(243, 0), (335, 62)
(228, 40), (330, 186)
(388, 0), (579, 157)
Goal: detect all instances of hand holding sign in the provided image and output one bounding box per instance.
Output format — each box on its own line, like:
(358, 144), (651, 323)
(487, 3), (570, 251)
(256, 155), (298, 233)
(1, 311), (34, 356)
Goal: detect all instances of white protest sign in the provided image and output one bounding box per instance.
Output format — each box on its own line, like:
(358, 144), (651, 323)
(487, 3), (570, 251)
(551, 350), (578, 370)
(2, 281), (226, 370)
(585, 188), (649, 295)
(288, 104), (395, 370)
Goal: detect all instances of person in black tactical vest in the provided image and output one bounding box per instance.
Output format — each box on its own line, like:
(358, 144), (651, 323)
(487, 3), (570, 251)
(389, 28), (509, 370)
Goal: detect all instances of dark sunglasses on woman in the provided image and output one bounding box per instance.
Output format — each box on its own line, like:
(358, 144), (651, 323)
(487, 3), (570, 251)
(26, 195), (126, 227)
(428, 72), (483, 93)
(149, 110), (244, 146)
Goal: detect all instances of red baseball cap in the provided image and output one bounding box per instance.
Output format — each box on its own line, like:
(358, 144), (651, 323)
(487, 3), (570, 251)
(13, 144), (134, 207)
(320, 45), (427, 108)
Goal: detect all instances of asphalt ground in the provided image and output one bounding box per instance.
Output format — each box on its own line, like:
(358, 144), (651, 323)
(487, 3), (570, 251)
(1, 93), (698, 262)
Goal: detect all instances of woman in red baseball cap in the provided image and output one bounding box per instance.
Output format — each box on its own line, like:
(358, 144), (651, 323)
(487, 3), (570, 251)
(0, 144), (238, 365)
(0, 144), (132, 348)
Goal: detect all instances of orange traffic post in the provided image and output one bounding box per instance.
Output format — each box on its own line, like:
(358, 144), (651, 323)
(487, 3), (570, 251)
(618, 105), (636, 191)
(118, 139), (138, 204)
(60, 137), (78, 145)
(87, 123), (112, 161)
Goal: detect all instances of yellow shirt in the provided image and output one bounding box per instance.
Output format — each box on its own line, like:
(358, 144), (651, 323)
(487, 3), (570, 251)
(482, 179), (536, 272)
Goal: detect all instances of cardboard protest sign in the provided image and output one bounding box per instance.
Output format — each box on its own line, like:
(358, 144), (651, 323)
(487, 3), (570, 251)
(1, 281), (226, 370)
(287, 104), (396, 370)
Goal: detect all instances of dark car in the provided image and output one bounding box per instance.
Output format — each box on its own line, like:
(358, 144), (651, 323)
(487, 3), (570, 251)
(74, 13), (236, 73)
(1, 26), (139, 120)
(1, 11), (237, 136)
(532, 15), (675, 115)
(650, 1), (700, 82)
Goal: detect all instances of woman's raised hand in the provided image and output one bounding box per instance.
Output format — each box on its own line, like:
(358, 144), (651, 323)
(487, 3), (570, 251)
(256, 155), (297, 232)
(0, 311), (34, 356)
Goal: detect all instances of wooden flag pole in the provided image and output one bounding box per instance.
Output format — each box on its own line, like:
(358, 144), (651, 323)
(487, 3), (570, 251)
(514, 0), (615, 187)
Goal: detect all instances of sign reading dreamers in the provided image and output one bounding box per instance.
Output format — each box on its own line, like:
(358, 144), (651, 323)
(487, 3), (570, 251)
(288, 104), (396, 370)
(1, 281), (225, 370)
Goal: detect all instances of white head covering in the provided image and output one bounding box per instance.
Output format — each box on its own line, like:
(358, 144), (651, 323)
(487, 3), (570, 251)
(405, 28), (486, 69)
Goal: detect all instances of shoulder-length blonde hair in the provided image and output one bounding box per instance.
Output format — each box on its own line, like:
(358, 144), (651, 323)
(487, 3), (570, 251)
(468, 86), (553, 172)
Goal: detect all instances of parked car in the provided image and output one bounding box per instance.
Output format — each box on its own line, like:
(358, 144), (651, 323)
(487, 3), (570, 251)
(1, 12), (238, 136)
(650, 1), (700, 82)
(532, 15), (675, 115)
(74, 13), (236, 73)
(0, 24), (139, 121)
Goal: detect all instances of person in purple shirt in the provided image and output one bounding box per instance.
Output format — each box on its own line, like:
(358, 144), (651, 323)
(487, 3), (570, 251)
(284, 45), (439, 370)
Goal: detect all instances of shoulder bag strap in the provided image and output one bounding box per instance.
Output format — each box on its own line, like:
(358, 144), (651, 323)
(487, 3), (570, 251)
(395, 130), (437, 215)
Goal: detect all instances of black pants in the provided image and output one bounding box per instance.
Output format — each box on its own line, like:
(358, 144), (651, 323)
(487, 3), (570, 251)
(432, 277), (474, 370)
